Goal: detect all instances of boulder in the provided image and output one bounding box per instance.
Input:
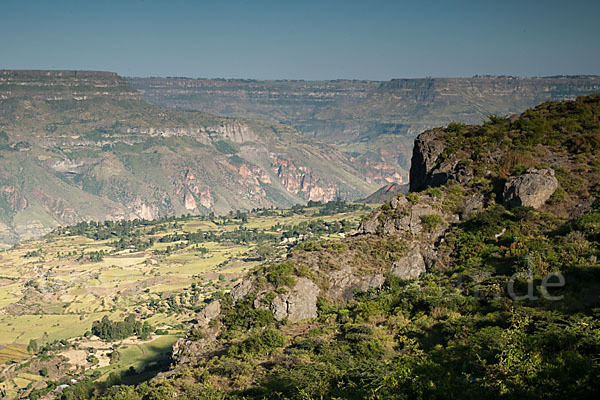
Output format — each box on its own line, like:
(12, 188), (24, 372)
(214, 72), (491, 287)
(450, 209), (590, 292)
(359, 210), (381, 234)
(270, 277), (320, 322)
(503, 168), (558, 209)
(325, 267), (385, 301)
(196, 300), (220, 326)
(230, 279), (253, 303)
(462, 193), (485, 219)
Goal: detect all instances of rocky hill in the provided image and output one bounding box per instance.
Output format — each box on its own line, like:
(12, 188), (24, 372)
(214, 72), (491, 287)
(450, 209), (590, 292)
(79, 94), (600, 400)
(0, 70), (377, 246)
(131, 75), (600, 185)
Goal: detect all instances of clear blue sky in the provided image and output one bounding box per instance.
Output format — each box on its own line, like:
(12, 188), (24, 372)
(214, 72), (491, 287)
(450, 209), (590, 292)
(1, 0), (598, 80)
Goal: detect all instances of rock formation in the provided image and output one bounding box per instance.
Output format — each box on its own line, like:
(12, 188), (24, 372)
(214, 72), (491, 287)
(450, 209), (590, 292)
(503, 168), (559, 209)
(270, 278), (320, 322)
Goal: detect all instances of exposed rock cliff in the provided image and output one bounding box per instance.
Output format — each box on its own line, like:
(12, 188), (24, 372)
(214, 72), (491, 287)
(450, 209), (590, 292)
(131, 75), (600, 187)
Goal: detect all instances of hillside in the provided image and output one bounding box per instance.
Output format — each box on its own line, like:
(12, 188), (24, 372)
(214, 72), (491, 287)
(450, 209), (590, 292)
(130, 75), (600, 184)
(0, 200), (371, 399)
(64, 94), (600, 400)
(0, 70), (378, 246)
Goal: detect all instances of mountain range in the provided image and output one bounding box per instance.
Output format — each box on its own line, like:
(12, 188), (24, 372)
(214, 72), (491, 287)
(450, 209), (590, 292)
(1, 71), (599, 246)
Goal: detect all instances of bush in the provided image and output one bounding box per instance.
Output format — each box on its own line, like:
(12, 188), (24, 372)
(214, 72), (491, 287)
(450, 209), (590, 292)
(420, 214), (444, 232)
(266, 261), (297, 287)
(229, 328), (286, 357)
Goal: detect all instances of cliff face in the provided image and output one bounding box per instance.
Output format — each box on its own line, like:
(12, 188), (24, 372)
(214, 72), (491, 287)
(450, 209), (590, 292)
(131, 75), (600, 185)
(0, 71), (377, 246)
(0, 70), (139, 101)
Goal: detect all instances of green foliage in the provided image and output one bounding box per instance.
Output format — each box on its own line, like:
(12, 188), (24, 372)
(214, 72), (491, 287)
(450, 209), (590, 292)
(91, 315), (153, 341)
(220, 296), (276, 339)
(406, 192), (420, 204)
(420, 214), (444, 232)
(446, 121), (466, 134)
(425, 187), (444, 199)
(187, 326), (207, 341)
(228, 328), (286, 357)
(265, 260), (298, 288)
(213, 139), (238, 154)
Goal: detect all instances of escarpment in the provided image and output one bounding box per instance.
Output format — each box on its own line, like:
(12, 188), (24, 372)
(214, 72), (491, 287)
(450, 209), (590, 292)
(0, 70), (378, 246)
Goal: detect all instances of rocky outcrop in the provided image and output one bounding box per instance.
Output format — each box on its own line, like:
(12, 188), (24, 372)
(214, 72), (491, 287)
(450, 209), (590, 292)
(361, 183), (409, 204)
(409, 129), (446, 191)
(230, 279), (254, 304)
(270, 278), (320, 322)
(408, 129), (476, 192)
(325, 267), (385, 301)
(273, 157), (337, 202)
(0, 186), (27, 212)
(171, 300), (221, 364)
(197, 300), (221, 326)
(503, 168), (558, 209)
(214, 121), (258, 143)
(391, 245), (426, 279)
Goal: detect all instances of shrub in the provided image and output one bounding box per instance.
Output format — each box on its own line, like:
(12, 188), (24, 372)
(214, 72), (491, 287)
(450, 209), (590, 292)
(266, 261), (297, 287)
(420, 214), (444, 232)
(229, 328), (286, 357)
(406, 193), (420, 204)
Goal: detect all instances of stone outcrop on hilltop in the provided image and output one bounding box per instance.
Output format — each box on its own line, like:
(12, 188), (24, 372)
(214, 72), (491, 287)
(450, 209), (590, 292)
(503, 168), (559, 209)
(409, 129), (447, 191)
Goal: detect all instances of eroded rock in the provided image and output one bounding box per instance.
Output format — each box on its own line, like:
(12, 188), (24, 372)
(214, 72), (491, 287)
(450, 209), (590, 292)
(410, 129), (445, 191)
(391, 246), (426, 279)
(197, 300), (220, 326)
(271, 277), (320, 322)
(230, 279), (254, 303)
(503, 168), (558, 209)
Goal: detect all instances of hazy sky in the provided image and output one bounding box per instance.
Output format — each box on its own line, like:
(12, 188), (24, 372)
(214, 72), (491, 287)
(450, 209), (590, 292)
(1, 0), (599, 80)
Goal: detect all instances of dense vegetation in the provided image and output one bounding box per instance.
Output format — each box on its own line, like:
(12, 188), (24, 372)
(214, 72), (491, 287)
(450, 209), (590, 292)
(91, 315), (154, 341)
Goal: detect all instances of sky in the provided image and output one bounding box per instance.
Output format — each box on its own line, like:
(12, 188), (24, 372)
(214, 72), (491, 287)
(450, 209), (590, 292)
(1, 0), (599, 80)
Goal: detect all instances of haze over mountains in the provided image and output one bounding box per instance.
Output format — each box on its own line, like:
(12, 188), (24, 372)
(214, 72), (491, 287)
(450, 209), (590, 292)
(1, 70), (599, 246)
(131, 75), (600, 178)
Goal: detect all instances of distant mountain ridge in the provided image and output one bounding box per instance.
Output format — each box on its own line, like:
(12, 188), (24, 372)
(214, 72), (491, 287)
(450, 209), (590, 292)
(130, 75), (600, 181)
(0, 70), (376, 246)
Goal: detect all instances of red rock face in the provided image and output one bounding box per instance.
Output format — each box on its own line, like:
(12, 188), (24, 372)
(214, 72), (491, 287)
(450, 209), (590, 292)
(272, 158), (336, 202)
(31, 189), (79, 224)
(174, 168), (214, 211)
(348, 142), (410, 186)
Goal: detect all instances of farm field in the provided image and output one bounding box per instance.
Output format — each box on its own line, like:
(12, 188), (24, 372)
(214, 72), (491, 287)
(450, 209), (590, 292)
(0, 200), (371, 399)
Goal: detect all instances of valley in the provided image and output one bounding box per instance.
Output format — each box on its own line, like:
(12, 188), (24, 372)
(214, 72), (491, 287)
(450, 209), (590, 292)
(0, 200), (371, 398)
(0, 70), (377, 246)
(131, 75), (600, 183)
(1, 1), (599, 398)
